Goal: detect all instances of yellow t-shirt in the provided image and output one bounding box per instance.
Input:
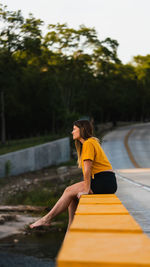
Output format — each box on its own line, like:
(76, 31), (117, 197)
(81, 137), (112, 179)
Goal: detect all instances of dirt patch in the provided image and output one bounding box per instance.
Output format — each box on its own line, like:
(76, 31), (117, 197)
(0, 164), (82, 239)
(0, 165), (82, 205)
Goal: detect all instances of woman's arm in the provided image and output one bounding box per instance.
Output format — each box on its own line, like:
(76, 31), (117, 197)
(83, 159), (93, 192)
(77, 159), (93, 199)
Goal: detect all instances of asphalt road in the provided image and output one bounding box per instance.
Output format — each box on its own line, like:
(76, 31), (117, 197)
(128, 123), (150, 168)
(102, 122), (150, 169)
(102, 123), (150, 237)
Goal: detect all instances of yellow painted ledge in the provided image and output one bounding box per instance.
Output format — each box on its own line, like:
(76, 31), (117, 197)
(81, 194), (118, 198)
(79, 197), (121, 204)
(57, 231), (150, 267)
(57, 194), (150, 267)
(75, 203), (129, 215)
(70, 214), (142, 233)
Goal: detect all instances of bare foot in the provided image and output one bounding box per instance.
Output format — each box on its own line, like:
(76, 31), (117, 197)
(29, 217), (51, 229)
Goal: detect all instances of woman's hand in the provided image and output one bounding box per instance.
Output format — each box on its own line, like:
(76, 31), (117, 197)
(77, 191), (88, 199)
(89, 188), (93, 194)
(77, 189), (93, 199)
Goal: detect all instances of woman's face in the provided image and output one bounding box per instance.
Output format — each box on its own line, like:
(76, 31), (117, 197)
(72, 125), (81, 140)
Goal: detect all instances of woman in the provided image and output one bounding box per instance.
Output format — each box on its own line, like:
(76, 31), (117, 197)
(30, 120), (117, 230)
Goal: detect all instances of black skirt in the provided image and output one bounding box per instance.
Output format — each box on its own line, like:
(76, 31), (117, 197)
(91, 171), (117, 194)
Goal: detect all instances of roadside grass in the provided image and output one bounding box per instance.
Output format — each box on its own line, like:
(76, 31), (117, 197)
(5, 188), (58, 206)
(3, 173), (80, 225)
(5, 176), (75, 207)
(0, 133), (67, 156)
(5, 181), (69, 224)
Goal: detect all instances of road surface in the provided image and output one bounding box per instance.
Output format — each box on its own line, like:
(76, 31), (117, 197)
(102, 123), (150, 237)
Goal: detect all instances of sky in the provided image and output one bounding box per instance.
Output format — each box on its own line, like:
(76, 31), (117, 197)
(1, 0), (150, 63)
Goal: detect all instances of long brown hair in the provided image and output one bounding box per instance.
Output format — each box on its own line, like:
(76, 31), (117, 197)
(73, 120), (99, 167)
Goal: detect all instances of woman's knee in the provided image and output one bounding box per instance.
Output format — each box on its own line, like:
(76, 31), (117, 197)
(64, 182), (85, 195)
(64, 185), (72, 194)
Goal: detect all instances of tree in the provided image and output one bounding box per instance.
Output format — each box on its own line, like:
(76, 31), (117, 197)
(1, 5), (149, 140)
(131, 55), (150, 121)
(0, 4), (24, 143)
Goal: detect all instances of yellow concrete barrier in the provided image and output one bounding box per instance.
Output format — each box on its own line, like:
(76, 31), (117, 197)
(81, 194), (118, 198)
(57, 231), (150, 267)
(75, 204), (129, 215)
(79, 197), (121, 204)
(57, 194), (150, 267)
(70, 214), (142, 233)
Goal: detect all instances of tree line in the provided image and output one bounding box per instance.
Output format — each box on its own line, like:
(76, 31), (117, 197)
(0, 4), (150, 144)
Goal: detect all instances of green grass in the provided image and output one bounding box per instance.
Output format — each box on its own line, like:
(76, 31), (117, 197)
(6, 189), (58, 206)
(5, 181), (69, 224)
(0, 133), (66, 155)
(5, 177), (68, 207)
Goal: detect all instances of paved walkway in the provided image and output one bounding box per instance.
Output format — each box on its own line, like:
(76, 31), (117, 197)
(102, 123), (150, 237)
(102, 122), (150, 169)
(116, 169), (150, 238)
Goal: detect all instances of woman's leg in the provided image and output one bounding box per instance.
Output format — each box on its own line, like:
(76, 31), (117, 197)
(67, 197), (79, 232)
(30, 181), (84, 228)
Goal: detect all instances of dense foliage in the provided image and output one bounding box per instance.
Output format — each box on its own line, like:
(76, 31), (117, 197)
(0, 4), (150, 143)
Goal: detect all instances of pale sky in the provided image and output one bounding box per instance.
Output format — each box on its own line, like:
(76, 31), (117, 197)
(1, 0), (150, 63)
